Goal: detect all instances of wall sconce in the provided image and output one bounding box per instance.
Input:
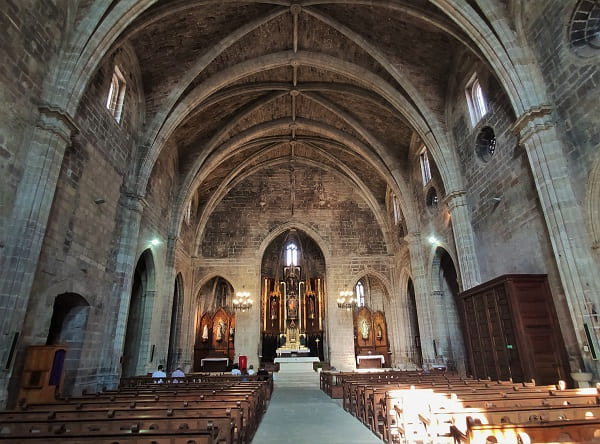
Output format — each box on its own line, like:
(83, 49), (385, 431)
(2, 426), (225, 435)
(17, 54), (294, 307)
(337, 290), (356, 310)
(233, 290), (253, 312)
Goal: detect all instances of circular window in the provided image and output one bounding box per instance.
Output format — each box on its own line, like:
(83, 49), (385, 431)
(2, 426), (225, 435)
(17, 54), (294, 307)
(569, 0), (600, 57)
(475, 126), (497, 162)
(426, 187), (439, 208)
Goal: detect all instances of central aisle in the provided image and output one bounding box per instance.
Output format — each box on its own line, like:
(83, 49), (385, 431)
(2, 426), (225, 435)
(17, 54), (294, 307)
(252, 371), (381, 444)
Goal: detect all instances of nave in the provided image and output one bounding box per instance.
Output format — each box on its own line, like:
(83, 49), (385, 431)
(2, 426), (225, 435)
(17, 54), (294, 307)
(253, 373), (380, 444)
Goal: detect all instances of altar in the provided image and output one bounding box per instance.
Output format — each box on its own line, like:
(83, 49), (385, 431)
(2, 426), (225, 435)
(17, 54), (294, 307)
(356, 354), (385, 369)
(274, 356), (319, 374)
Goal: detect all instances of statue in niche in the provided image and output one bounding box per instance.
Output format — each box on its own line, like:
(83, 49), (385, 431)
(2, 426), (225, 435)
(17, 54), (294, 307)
(202, 324), (209, 342)
(308, 296), (316, 319)
(287, 295), (298, 319)
(270, 296), (279, 320)
(215, 319), (226, 342)
(360, 318), (370, 340)
(376, 323), (383, 340)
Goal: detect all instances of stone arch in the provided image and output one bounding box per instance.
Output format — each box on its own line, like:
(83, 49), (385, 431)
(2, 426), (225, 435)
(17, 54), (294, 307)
(167, 273), (185, 372)
(397, 267), (423, 368)
(46, 293), (90, 395)
(122, 249), (156, 377)
(257, 222), (332, 267)
(588, 152), (600, 250)
(192, 154), (393, 256)
(431, 246), (466, 373)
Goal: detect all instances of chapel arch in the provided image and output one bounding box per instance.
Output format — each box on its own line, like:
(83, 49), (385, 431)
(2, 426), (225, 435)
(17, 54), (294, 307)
(46, 293), (90, 395)
(431, 247), (467, 373)
(122, 249), (156, 377)
(260, 229), (326, 362)
(352, 273), (393, 367)
(192, 276), (235, 371)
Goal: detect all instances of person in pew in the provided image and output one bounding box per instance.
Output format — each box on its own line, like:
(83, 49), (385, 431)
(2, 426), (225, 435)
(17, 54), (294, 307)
(171, 366), (185, 382)
(257, 366), (269, 381)
(231, 363), (241, 375)
(241, 368), (249, 381)
(152, 364), (166, 383)
(247, 364), (255, 375)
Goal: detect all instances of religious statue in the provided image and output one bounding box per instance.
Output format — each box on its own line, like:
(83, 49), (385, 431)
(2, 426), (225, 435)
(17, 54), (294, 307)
(360, 318), (370, 340)
(376, 323), (383, 340)
(215, 319), (226, 342)
(287, 295), (298, 318)
(270, 296), (278, 320)
(308, 296), (316, 319)
(202, 324), (209, 342)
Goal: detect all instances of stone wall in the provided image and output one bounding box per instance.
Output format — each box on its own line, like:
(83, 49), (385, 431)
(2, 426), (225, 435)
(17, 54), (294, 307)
(15, 46), (145, 395)
(446, 56), (579, 355)
(0, 0), (69, 244)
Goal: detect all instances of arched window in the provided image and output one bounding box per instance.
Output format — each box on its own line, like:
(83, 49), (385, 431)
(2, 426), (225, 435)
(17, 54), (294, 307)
(286, 243), (298, 266)
(106, 65), (126, 123)
(466, 74), (487, 126)
(356, 281), (365, 307)
(392, 195), (400, 225)
(419, 148), (432, 186)
(184, 201), (192, 225)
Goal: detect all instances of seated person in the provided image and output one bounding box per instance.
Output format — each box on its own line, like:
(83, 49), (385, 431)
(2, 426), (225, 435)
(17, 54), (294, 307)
(257, 366), (269, 381)
(171, 366), (185, 383)
(241, 368), (249, 381)
(152, 365), (166, 383)
(247, 364), (255, 375)
(231, 363), (241, 375)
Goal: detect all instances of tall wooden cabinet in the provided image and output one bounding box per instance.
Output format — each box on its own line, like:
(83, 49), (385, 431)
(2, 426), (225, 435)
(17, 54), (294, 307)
(460, 274), (569, 385)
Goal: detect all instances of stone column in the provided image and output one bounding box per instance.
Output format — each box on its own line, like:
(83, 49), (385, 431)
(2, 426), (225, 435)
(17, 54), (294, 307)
(326, 273), (356, 371)
(514, 107), (600, 375)
(406, 232), (437, 368)
(0, 106), (77, 406)
(156, 235), (178, 372)
(389, 288), (412, 368)
(97, 192), (144, 390)
(444, 190), (481, 290)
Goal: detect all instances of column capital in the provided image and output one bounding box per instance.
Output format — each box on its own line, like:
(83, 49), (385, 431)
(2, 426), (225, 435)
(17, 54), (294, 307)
(405, 231), (422, 243)
(443, 190), (467, 210)
(121, 192), (146, 213)
(511, 105), (554, 142)
(37, 104), (79, 143)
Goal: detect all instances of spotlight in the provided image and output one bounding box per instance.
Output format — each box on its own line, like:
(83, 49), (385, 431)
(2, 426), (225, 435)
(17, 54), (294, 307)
(150, 238), (160, 246)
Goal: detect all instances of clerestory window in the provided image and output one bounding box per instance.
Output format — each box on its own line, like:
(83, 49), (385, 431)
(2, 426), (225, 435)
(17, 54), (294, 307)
(106, 65), (126, 123)
(419, 148), (432, 186)
(465, 74), (487, 126)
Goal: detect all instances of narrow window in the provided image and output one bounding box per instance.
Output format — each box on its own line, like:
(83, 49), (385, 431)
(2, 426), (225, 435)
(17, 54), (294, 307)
(419, 149), (432, 186)
(393, 195), (400, 225)
(286, 243), (298, 266)
(106, 66), (126, 123)
(184, 201), (192, 225)
(466, 74), (487, 126)
(356, 281), (365, 307)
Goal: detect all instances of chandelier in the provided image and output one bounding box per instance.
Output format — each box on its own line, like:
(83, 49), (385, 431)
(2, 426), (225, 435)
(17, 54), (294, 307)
(233, 290), (253, 312)
(337, 290), (356, 310)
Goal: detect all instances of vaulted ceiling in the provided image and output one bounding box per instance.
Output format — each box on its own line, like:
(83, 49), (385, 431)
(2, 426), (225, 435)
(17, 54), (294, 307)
(117, 1), (491, 234)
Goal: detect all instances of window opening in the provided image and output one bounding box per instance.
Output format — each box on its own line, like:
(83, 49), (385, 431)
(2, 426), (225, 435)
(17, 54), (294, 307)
(286, 243), (298, 266)
(420, 149), (432, 186)
(184, 201), (192, 225)
(106, 66), (126, 123)
(356, 281), (365, 307)
(466, 74), (487, 126)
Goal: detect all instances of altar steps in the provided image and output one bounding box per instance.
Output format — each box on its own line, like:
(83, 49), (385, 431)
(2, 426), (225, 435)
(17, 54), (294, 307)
(274, 368), (320, 387)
